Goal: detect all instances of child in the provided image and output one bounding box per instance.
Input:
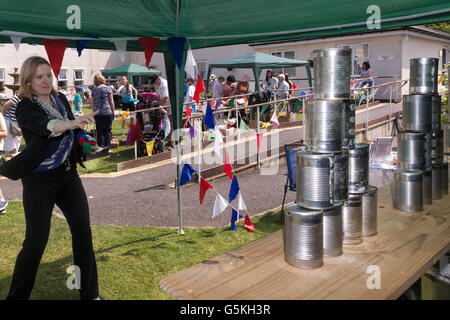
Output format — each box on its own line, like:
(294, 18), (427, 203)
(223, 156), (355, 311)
(0, 112), (8, 213)
(74, 87), (84, 116)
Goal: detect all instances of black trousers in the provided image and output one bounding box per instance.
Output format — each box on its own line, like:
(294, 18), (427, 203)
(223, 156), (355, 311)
(6, 162), (99, 300)
(94, 114), (113, 148)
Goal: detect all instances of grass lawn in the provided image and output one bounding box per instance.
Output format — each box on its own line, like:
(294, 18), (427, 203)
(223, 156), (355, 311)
(0, 201), (283, 300)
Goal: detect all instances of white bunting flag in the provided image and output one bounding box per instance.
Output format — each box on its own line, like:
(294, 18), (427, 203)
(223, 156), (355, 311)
(113, 40), (127, 63)
(184, 46), (197, 79)
(212, 193), (229, 218)
(10, 36), (22, 51)
(214, 126), (223, 160)
(237, 192), (247, 213)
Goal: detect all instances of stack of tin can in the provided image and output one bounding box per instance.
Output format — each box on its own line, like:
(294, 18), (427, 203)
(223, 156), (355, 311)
(393, 57), (447, 211)
(284, 48), (377, 269)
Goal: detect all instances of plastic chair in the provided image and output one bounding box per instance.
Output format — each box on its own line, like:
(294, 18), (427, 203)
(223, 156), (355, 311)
(281, 143), (305, 218)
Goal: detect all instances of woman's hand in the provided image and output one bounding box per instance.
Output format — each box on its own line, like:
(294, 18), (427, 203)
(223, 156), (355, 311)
(73, 111), (98, 129)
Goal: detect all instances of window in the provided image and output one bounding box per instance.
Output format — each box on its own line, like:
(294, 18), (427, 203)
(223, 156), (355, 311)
(58, 68), (68, 88)
(0, 68), (4, 89)
(74, 69), (84, 86)
(271, 50), (296, 77)
(337, 43), (370, 76)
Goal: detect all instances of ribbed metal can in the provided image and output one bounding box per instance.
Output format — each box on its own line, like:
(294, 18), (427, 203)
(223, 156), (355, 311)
(342, 195), (363, 245)
(305, 99), (343, 153)
(348, 143), (369, 194)
(431, 94), (442, 132)
(425, 132), (432, 168)
(297, 151), (334, 209)
(342, 99), (356, 149)
(422, 168), (433, 206)
(398, 132), (426, 170)
(432, 165), (442, 200)
(323, 202), (343, 257)
(333, 149), (349, 202)
(431, 129), (444, 165)
(313, 48), (352, 100)
(362, 185), (378, 237)
(402, 94), (432, 132)
(392, 169), (423, 212)
(440, 162), (448, 195)
(284, 204), (323, 269)
(409, 58), (439, 95)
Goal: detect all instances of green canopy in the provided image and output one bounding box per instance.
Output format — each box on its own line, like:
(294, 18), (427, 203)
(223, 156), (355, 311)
(207, 52), (312, 91)
(101, 63), (161, 78)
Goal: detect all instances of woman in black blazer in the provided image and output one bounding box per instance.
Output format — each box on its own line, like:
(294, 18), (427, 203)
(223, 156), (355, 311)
(0, 56), (100, 300)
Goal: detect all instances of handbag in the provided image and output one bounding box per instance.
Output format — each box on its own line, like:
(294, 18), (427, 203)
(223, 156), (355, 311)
(9, 121), (22, 136)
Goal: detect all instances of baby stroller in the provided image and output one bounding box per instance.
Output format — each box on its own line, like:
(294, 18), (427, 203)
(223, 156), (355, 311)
(135, 92), (165, 156)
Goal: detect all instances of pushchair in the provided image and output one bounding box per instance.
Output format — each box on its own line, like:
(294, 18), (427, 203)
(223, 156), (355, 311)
(135, 92), (165, 156)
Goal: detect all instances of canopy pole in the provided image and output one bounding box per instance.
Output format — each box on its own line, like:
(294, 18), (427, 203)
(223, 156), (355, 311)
(176, 63), (184, 235)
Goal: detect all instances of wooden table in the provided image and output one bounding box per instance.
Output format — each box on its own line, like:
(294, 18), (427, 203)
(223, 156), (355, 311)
(159, 185), (450, 300)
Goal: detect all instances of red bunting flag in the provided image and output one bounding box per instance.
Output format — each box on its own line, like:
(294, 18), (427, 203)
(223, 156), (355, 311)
(193, 73), (205, 104)
(244, 215), (255, 232)
(185, 107), (193, 127)
(139, 37), (160, 70)
(256, 132), (263, 153)
(199, 177), (213, 204)
(43, 39), (68, 78)
(224, 151), (233, 180)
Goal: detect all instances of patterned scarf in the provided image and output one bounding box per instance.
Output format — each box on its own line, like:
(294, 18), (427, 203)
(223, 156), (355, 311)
(33, 94), (74, 172)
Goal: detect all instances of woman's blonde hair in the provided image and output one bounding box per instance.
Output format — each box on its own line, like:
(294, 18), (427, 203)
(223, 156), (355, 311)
(19, 56), (57, 100)
(94, 74), (106, 86)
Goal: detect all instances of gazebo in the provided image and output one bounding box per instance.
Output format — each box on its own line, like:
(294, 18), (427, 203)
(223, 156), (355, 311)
(102, 63), (161, 84)
(207, 52), (312, 91)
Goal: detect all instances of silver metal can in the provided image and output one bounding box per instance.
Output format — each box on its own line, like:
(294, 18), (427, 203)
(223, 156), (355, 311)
(398, 132), (426, 170)
(409, 58), (439, 95)
(422, 168), (433, 206)
(333, 149), (349, 202)
(348, 143), (369, 194)
(342, 195), (363, 245)
(431, 94), (442, 132)
(392, 169), (423, 212)
(323, 202), (343, 257)
(425, 132), (432, 168)
(342, 99), (356, 149)
(305, 99), (343, 153)
(297, 151), (334, 209)
(362, 185), (378, 237)
(431, 129), (444, 166)
(313, 48), (352, 100)
(440, 162), (448, 195)
(402, 94), (432, 132)
(432, 165), (442, 200)
(284, 204), (323, 269)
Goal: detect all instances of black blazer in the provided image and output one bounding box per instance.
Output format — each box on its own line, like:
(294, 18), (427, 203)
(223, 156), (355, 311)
(0, 92), (85, 180)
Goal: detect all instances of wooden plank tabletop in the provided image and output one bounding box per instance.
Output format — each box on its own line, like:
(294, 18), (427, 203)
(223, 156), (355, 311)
(159, 185), (450, 300)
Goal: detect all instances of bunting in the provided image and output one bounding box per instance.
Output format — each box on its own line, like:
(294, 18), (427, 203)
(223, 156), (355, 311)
(76, 35), (99, 57)
(146, 140), (154, 156)
(231, 209), (238, 231)
(270, 111), (279, 129)
(199, 177), (213, 204)
(139, 37), (160, 69)
(228, 175), (240, 203)
(112, 39), (127, 63)
(193, 74), (205, 104)
(224, 151), (233, 180)
(213, 193), (229, 218)
(168, 37), (186, 69)
(204, 101), (215, 129)
(43, 39), (68, 78)
(179, 162), (196, 187)
(184, 46), (197, 79)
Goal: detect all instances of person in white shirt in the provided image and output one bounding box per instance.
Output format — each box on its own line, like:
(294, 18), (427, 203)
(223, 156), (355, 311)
(276, 73), (290, 112)
(261, 70), (278, 95)
(184, 77), (197, 112)
(212, 76), (224, 100)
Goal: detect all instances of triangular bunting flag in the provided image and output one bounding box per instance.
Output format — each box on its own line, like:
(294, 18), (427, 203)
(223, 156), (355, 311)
(162, 115), (171, 138)
(212, 193), (229, 218)
(146, 140), (154, 156)
(256, 132), (263, 153)
(189, 125), (195, 139)
(214, 126), (223, 159)
(239, 119), (249, 131)
(244, 215), (255, 232)
(194, 74), (205, 104)
(112, 39), (127, 63)
(231, 209), (238, 231)
(199, 177), (213, 204)
(139, 37), (160, 69)
(185, 107), (193, 127)
(76, 35), (99, 57)
(270, 111), (279, 129)
(184, 46), (197, 79)
(229, 175), (240, 203)
(10, 36), (22, 51)
(224, 151), (233, 180)
(204, 101), (215, 129)
(214, 100), (221, 111)
(238, 192), (247, 212)
(167, 37), (186, 69)
(43, 39), (68, 78)
(179, 162), (196, 187)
